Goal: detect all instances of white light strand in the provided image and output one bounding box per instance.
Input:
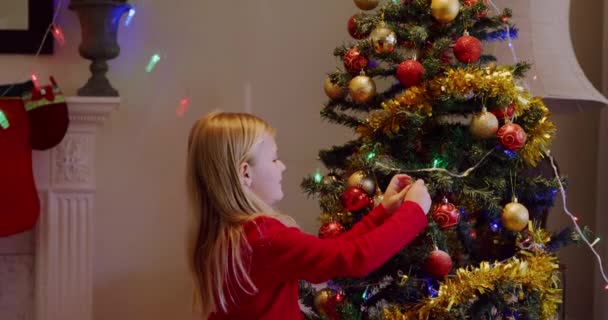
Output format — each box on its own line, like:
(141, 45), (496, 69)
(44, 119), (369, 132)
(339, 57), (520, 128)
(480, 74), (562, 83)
(546, 151), (608, 288)
(1, 0), (66, 97)
(374, 149), (494, 178)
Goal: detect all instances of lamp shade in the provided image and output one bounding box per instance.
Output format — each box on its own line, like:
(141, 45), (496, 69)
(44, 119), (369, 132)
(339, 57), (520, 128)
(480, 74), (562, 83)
(489, 0), (607, 109)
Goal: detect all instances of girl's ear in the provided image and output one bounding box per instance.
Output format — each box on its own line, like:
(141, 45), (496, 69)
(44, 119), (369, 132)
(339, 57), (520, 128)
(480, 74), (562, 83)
(239, 162), (253, 188)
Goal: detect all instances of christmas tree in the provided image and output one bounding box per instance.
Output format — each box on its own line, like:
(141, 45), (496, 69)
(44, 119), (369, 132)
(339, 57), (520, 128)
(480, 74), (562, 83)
(299, 1), (586, 319)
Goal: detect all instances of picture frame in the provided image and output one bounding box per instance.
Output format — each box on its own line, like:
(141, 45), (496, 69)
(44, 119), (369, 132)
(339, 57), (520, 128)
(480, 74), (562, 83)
(0, 0), (54, 54)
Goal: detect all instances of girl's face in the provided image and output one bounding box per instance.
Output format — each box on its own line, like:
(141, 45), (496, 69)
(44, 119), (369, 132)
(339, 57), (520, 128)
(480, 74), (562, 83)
(243, 133), (286, 206)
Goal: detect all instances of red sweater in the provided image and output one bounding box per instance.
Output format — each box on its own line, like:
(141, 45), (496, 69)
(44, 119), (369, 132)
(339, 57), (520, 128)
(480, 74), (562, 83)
(208, 201), (427, 320)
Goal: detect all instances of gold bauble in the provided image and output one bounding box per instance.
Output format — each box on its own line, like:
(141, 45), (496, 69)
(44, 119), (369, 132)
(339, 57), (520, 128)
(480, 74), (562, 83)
(324, 77), (346, 100)
(501, 200), (529, 232)
(347, 170), (376, 195)
(470, 109), (499, 138)
(348, 74), (376, 103)
(370, 22), (397, 54)
(431, 0), (460, 23)
(354, 0), (380, 11)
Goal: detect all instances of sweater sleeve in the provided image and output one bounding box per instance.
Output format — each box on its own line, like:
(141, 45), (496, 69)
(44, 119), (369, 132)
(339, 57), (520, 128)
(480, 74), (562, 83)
(339, 204), (391, 240)
(255, 201), (427, 284)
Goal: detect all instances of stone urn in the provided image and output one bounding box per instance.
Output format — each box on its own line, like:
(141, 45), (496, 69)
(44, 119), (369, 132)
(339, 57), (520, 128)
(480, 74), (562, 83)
(69, 0), (131, 96)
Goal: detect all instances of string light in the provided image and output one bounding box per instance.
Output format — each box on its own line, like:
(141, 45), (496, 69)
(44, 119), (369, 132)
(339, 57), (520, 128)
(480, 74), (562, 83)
(124, 7), (136, 27)
(51, 25), (65, 46)
(362, 285), (370, 301)
(313, 169), (323, 183)
(0, 110), (10, 129)
(31, 73), (41, 90)
(546, 151), (608, 291)
(375, 149), (494, 178)
(367, 151), (376, 161)
(1, 0), (65, 97)
(176, 97), (189, 117)
(146, 53), (161, 72)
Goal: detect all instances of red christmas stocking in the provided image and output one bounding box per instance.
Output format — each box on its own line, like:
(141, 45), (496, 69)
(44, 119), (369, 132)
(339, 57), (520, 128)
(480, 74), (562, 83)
(23, 77), (69, 150)
(0, 98), (41, 237)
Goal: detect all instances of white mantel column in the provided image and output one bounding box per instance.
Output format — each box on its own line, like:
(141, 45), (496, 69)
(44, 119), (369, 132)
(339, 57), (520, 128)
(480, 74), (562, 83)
(33, 97), (119, 320)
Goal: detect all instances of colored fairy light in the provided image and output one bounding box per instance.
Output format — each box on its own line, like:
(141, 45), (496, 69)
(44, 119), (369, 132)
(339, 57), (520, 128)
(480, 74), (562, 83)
(51, 25), (65, 46)
(125, 7), (136, 27)
(313, 170), (323, 183)
(146, 53), (161, 72)
(31, 73), (40, 89)
(0, 110), (9, 129)
(362, 286), (370, 300)
(367, 152), (376, 161)
(176, 97), (190, 117)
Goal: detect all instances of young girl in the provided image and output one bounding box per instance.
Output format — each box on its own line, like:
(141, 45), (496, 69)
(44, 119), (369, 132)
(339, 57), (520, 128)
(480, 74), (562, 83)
(187, 112), (431, 320)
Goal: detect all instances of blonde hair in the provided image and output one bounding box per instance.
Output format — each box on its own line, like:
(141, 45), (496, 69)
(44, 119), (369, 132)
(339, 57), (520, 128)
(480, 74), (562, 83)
(186, 112), (293, 318)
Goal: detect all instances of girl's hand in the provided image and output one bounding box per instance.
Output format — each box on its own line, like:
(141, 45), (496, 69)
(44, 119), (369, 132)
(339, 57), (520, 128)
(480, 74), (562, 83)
(381, 174), (413, 214)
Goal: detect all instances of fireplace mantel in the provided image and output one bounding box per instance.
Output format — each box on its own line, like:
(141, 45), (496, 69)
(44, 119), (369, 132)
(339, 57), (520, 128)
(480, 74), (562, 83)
(33, 96), (118, 320)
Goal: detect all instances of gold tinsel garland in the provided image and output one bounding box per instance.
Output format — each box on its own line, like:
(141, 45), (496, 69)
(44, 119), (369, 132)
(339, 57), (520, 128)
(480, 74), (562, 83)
(359, 65), (556, 166)
(383, 226), (562, 320)
(518, 97), (556, 166)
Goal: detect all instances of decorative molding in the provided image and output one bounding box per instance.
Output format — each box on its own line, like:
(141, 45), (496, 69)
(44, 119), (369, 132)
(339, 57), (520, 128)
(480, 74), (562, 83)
(33, 96), (118, 320)
(53, 135), (93, 188)
(65, 96), (120, 125)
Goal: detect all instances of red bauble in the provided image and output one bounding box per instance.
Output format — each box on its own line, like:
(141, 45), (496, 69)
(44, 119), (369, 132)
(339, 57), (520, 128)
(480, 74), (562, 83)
(343, 48), (369, 73)
(431, 200), (460, 229)
(319, 221), (345, 239)
(453, 35), (482, 63)
(347, 14), (369, 39)
(341, 186), (372, 212)
(463, 0), (489, 18)
(423, 249), (453, 278)
(497, 123), (527, 151)
(396, 60), (424, 87)
(490, 104), (515, 121)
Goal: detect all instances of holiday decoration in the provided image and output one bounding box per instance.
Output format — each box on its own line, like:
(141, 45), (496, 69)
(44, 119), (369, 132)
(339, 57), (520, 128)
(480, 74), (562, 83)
(453, 34), (482, 63)
(430, 0), (460, 23)
(343, 48), (368, 73)
(396, 60), (424, 88)
(348, 73), (376, 103)
(347, 14), (369, 40)
(501, 198), (530, 232)
(470, 108), (499, 138)
(0, 97), (40, 237)
(346, 170), (376, 195)
(353, 0), (379, 11)
(497, 122), (527, 151)
(23, 77), (69, 150)
(301, 0), (584, 318)
(319, 221), (345, 239)
(314, 288), (340, 320)
(423, 248), (453, 278)
(324, 76), (346, 100)
(464, 0), (489, 18)
(341, 186), (372, 212)
(370, 22), (397, 54)
(387, 253), (561, 319)
(431, 198), (460, 229)
(490, 104), (515, 121)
